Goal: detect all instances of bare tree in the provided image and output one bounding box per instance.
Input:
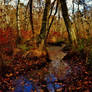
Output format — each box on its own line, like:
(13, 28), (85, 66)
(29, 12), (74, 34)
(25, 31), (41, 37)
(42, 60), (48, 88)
(37, 0), (51, 49)
(60, 0), (77, 46)
(29, 0), (34, 35)
(46, 1), (58, 41)
(16, 0), (21, 44)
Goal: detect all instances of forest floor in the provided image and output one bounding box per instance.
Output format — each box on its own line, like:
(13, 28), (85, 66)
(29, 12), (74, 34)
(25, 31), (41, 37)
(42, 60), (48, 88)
(0, 42), (92, 92)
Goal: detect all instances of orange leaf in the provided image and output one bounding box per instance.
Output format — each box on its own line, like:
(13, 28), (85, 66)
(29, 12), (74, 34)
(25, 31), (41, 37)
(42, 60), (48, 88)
(6, 73), (13, 77)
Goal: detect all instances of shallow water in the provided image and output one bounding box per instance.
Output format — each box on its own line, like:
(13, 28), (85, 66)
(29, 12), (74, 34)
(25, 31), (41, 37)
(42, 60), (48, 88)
(14, 60), (71, 92)
(14, 74), (65, 92)
(14, 46), (71, 92)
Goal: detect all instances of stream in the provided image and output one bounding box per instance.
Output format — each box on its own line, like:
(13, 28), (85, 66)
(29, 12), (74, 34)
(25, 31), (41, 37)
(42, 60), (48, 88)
(14, 74), (65, 92)
(14, 46), (72, 92)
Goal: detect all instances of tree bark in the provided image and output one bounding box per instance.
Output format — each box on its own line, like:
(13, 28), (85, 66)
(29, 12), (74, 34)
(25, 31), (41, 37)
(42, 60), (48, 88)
(60, 0), (77, 46)
(46, 1), (58, 42)
(29, 0), (34, 35)
(16, 0), (21, 44)
(38, 0), (51, 49)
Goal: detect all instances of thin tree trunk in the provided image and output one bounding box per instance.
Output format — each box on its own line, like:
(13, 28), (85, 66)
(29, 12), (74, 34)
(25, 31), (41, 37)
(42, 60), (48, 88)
(0, 54), (3, 75)
(46, 1), (58, 42)
(2, 0), (7, 30)
(48, 0), (56, 19)
(60, 0), (77, 46)
(38, 0), (51, 49)
(16, 0), (21, 44)
(29, 0), (34, 35)
(72, 0), (74, 15)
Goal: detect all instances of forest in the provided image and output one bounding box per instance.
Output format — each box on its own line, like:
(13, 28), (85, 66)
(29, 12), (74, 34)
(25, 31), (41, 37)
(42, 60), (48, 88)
(0, 0), (92, 92)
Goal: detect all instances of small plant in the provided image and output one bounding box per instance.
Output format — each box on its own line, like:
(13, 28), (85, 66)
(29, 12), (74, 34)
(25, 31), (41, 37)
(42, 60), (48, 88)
(76, 39), (86, 51)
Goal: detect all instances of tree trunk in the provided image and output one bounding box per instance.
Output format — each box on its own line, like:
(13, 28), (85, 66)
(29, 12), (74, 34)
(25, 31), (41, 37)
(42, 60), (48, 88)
(46, 1), (58, 42)
(72, 0), (74, 15)
(16, 0), (21, 44)
(29, 0), (34, 35)
(60, 0), (77, 46)
(0, 55), (3, 74)
(0, 53), (4, 76)
(38, 0), (51, 50)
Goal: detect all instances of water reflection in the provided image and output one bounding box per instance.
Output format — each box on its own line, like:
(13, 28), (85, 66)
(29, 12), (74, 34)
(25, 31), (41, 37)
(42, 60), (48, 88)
(14, 74), (64, 92)
(45, 74), (64, 92)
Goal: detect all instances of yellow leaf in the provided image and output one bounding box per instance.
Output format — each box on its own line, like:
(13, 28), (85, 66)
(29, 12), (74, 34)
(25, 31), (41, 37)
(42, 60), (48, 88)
(6, 73), (13, 77)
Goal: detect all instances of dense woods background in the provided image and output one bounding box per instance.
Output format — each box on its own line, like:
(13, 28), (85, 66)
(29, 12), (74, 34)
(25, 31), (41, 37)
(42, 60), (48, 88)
(0, 0), (92, 92)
